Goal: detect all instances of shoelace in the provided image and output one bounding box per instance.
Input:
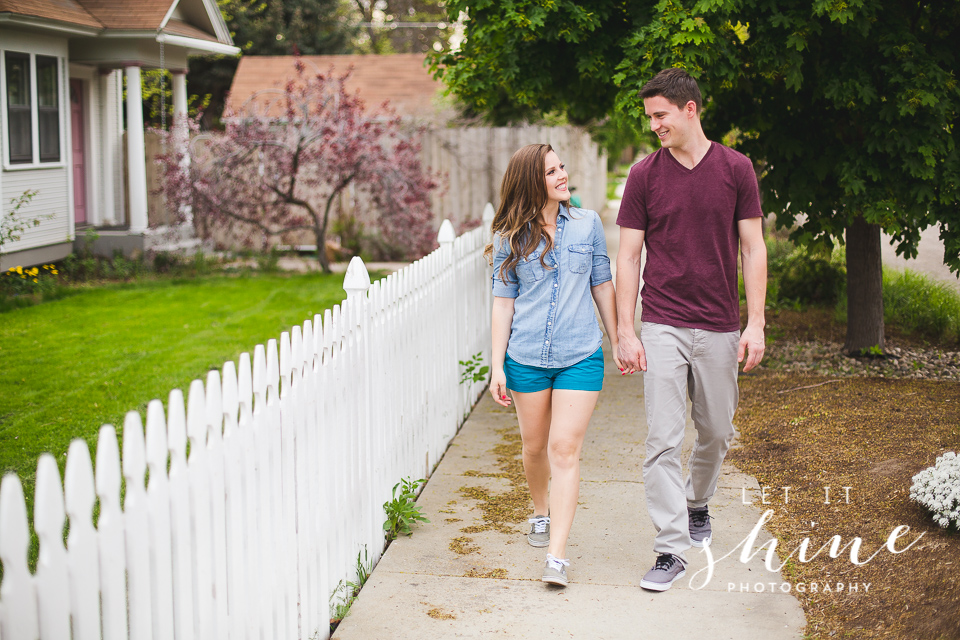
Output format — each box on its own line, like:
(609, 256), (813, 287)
(690, 510), (711, 527)
(546, 553), (569, 570)
(654, 554), (677, 571)
(528, 516), (550, 533)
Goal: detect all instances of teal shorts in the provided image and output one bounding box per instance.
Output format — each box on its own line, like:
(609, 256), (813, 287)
(504, 347), (604, 393)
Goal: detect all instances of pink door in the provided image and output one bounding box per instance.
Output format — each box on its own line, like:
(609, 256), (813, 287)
(70, 79), (87, 225)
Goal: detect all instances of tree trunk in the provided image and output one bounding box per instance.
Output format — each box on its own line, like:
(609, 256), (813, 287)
(314, 223), (331, 273)
(844, 215), (885, 354)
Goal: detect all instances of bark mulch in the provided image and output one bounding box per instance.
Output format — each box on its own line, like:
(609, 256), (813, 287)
(728, 309), (960, 639)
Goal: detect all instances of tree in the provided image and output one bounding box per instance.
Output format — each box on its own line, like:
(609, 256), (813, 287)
(432, 0), (960, 353)
(184, 0), (356, 129)
(351, 0), (453, 54)
(156, 61), (438, 272)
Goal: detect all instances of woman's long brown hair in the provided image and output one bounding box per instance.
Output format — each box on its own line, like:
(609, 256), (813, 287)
(484, 144), (568, 283)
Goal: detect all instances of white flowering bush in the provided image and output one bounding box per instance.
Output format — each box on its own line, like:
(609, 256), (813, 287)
(910, 451), (960, 529)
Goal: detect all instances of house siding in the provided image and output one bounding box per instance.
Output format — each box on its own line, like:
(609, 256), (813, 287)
(2, 168), (71, 252)
(1, 28), (72, 258)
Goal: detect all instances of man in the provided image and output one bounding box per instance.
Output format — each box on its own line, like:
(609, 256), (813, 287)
(615, 68), (767, 591)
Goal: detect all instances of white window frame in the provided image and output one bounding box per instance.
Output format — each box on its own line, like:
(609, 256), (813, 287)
(0, 50), (66, 171)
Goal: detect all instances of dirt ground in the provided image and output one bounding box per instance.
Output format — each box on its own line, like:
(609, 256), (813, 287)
(729, 310), (960, 639)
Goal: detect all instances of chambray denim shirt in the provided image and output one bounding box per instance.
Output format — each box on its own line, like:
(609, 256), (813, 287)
(492, 206), (612, 368)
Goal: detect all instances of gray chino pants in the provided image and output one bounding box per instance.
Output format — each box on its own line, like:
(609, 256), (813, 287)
(640, 322), (740, 564)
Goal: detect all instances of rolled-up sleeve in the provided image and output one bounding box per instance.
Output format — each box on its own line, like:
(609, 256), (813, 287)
(492, 234), (519, 298)
(589, 213), (612, 287)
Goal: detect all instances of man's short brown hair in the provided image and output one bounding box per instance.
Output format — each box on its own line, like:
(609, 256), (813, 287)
(639, 68), (703, 114)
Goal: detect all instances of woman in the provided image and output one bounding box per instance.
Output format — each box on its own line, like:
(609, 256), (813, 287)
(488, 143), (620, 586)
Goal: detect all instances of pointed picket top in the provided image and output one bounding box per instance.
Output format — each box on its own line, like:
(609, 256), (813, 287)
(64, 439), (96, 523)
(482, 201), (495, 233)
(95, 426), (122, 507)
(122, 412), (147, 489)
(303, 319), (316, 368)
(145, 400), (168, 478)
(35, 454), (66, 539)
(267, 338), (280, 401)
(0, 473), (31, 566)
(291, 325), (304, 377)
(279, 331), (292, 393)
(186, 379), (207, 455)
(310, 315), (322, 363)
(322, 308), (334, 362)
(438, 219), (456, 246)
(222, 361), (239, 436)
(205, 369), (223, 440)
(167, 389), (187, 464)
(344, 255), (371, 299)
(252, 343), (267, 410)
(238, 352), (253, 417)
(0, 472), (40, 640)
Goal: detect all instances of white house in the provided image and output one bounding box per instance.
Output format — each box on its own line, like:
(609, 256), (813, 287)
(0, 0), (238, 269)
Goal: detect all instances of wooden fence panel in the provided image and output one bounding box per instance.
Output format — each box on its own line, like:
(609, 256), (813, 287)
(0, 217), (491, 640)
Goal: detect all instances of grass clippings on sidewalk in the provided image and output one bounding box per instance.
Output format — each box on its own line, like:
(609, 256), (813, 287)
(730, 372), (960, 640)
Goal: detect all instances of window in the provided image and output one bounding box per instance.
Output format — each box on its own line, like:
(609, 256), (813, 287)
(36, 56), (60, 162)
(4, 51), (61, 165)
(5, 52), (31, 164)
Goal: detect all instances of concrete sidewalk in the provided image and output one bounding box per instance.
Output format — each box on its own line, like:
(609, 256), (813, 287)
(333, 204), (806, 639)
(334, 348), (805, 639)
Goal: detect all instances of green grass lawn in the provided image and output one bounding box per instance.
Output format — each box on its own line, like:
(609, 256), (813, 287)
(1, 271), (361, 518)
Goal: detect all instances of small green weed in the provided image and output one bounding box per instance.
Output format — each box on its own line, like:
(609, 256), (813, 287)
(329, 547), (374, 633)
(459, 351), (489, 385)
(859, 344), (884, 357)
(383, 477), (430, 542)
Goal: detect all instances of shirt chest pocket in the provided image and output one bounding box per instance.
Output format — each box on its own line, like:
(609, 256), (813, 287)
(517, 251), (545, 283)
(567, 244), (593, 274)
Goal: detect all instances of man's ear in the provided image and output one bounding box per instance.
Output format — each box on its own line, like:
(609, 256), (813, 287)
(685, 100), (698, 118)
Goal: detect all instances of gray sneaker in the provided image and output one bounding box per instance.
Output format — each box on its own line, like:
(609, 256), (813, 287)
(542, 554), (569, 586)
(527, 515), (550, 547)
(688, 506), (712, 548)
(640, 554), (686, 591)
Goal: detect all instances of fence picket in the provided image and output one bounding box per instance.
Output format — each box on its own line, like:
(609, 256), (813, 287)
(122, 412), (154, 640)
(34, 455), (71, 640)
(167, 388), (196, 640)
(96, 425), (129, 640)
(64, 440), (101, 640)
(145, 400), (176, 640)
(186, 379), (217, 639)
(0, 475), (39, 640)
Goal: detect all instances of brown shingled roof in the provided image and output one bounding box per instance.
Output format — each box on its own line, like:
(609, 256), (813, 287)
(163, 17), (217, 42)
(73, 0), (169, 30)
(0, 0), (102, 29)
(225, 54), (445, 120)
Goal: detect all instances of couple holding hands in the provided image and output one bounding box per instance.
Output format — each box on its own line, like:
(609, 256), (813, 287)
(487, 68), (768, 590)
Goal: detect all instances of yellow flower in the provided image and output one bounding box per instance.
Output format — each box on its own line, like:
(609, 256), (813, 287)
(28, 267), (38, 276)
(52, 269), (59, 275)
(16, 266), (22, 274)
(32, 278), (38, 283)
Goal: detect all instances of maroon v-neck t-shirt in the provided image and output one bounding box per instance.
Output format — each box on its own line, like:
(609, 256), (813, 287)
(617, 141), (763, 332)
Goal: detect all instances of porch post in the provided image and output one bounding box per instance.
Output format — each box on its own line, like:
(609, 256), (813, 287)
(171, 71), (188, 142)
(125, 66), (148, 233)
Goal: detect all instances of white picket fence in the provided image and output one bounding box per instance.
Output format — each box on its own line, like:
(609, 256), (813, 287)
(0, 209), (494, 640)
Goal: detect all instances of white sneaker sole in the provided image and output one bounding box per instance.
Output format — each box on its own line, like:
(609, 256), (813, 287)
(690, 535), (711, 548)
(528, 537), (550, 548)
(542, 573), (568, 586)
(640, 568), (686, 591)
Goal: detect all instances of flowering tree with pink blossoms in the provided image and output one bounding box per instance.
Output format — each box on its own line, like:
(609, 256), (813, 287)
(156, 60), (438, 272)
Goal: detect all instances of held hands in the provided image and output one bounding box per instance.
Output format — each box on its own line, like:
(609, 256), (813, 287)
(490, 368), (512, 407)
(738, 324), (765, 372)
(617, 333), (646, 374)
